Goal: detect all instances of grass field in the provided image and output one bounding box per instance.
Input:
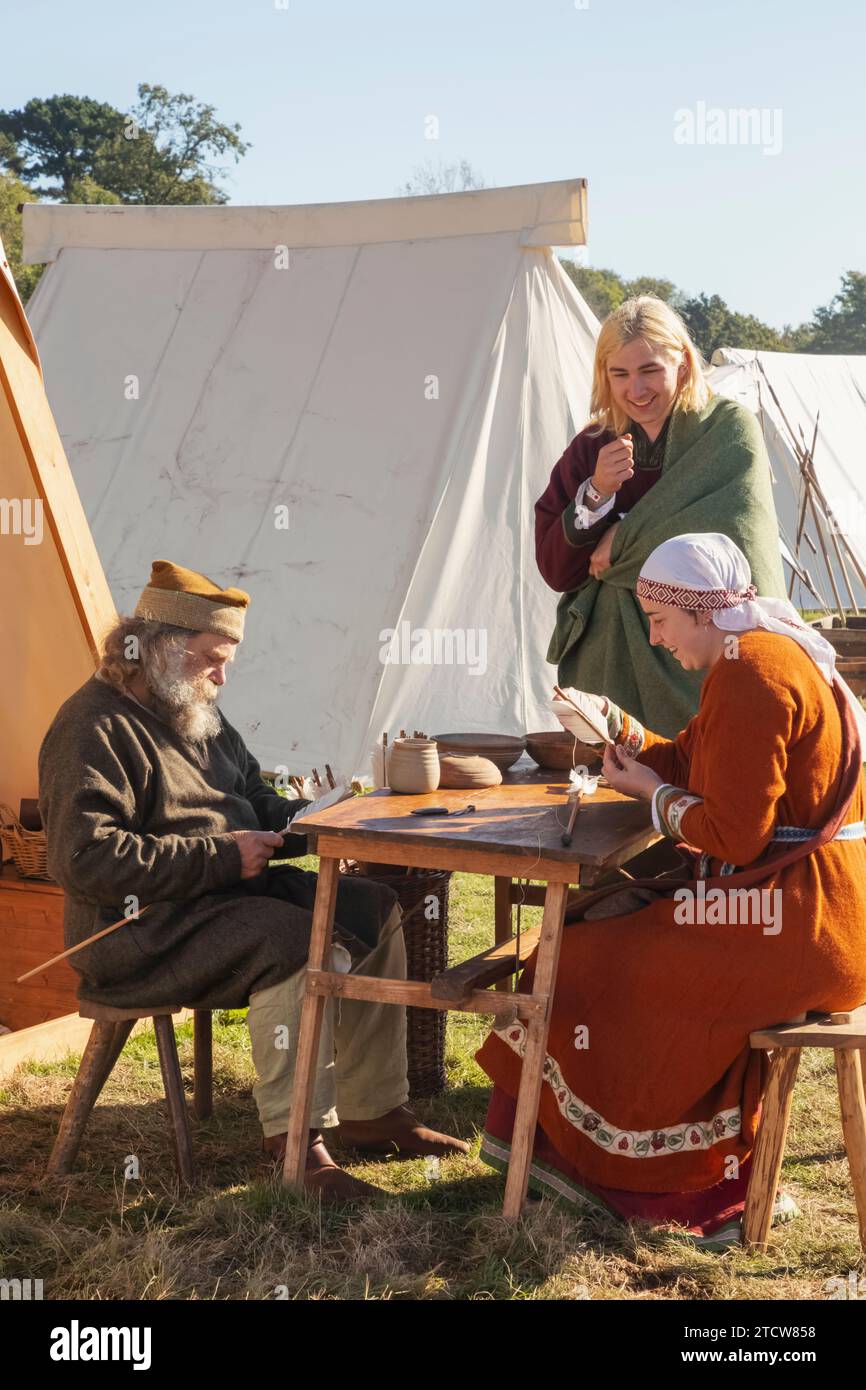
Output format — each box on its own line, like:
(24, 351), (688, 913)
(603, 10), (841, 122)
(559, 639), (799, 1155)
(1, 861), (864, 1301)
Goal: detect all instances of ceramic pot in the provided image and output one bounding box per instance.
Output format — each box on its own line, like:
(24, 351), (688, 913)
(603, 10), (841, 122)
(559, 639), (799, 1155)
(387, 737), (440, 794)
(525, 731), (602, 771)
(432, 732), (525, 771)
(438, 753), (501, 788)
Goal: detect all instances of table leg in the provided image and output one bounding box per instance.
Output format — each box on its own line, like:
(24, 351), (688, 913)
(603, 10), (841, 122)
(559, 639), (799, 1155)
(502, 880), (568, 1220)
(493, 877), (512, 992)
(282, 855), (340, 1187)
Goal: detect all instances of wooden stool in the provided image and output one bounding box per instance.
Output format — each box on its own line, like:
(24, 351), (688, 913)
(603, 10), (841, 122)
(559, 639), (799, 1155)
(743, 1005), (866, 1250)
(46, 1003), (213, 1186)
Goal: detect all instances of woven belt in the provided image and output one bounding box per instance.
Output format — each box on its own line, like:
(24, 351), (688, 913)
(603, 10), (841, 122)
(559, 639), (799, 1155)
(698, 821), (865, 879)
(771, 820), (866, 843)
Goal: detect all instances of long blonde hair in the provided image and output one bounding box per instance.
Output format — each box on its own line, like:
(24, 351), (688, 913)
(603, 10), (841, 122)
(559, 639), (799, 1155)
(588, 295), (711, 437)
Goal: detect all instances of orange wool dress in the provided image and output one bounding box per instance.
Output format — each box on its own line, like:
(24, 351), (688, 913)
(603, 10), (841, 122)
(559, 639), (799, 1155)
(476, 630), (866, 1213)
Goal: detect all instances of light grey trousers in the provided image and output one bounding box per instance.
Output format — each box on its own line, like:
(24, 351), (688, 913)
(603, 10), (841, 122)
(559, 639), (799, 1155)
(246, 903), (409, 1137)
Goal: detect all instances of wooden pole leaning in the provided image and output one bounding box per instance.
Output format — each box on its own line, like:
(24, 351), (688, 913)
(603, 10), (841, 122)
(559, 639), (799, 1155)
(282, 855), (341, 1187)
(502, 881), (569, 1220)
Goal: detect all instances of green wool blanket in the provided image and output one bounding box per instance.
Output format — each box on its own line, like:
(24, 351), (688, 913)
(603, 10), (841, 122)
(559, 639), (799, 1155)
(546, 395), (786, 738)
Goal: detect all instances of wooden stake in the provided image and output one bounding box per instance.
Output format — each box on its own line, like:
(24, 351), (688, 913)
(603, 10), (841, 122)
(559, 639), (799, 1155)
(759, 369), (866, 613)
(800, 440), (860, 615)
(805, 487), (846, 622)
(16, 904), (153, 983)
(324, 764), (336, 789)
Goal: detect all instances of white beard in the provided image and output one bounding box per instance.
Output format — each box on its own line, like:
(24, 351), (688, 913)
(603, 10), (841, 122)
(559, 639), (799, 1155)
(146, 647), (223, 743)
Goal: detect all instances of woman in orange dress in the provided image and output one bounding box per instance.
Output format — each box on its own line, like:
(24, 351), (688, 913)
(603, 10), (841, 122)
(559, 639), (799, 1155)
(477, 532), (866, 1249)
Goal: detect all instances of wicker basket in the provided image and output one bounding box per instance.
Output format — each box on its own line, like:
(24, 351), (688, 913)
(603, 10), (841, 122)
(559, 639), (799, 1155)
(341, 861), (451, 1098)
(0, 802), (53, 881)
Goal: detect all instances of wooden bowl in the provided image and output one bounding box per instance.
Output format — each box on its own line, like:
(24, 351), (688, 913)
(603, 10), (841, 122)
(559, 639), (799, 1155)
(524, 730), (602, 771)
(438, 754), (502, 789)
(432, 732), (525, 772)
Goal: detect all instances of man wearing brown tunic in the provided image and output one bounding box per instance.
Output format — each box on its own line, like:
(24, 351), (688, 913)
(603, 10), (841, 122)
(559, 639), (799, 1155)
(38, 560), (467, 1200)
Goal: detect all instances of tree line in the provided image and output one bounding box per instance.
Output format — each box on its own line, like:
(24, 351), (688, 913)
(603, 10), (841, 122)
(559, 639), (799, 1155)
(0, 87), (247, 298)
(561, 264), (866, 359)
(0, 91), (862, 356)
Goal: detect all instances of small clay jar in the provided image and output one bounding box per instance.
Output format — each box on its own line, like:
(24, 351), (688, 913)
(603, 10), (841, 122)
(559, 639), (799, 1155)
(387, 737), (440, 794)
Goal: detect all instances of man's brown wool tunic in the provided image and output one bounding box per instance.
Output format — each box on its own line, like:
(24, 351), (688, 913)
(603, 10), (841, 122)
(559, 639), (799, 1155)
(38, 675), (396, 1008)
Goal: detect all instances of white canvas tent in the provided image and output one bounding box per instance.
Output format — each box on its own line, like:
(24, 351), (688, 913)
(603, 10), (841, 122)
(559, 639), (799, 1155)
(709, 348), (866, 613)
(23, 180), (599, 778)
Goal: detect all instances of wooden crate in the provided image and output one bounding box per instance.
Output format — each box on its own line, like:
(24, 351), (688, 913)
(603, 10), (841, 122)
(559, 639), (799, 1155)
(0, 863), (85, 1077)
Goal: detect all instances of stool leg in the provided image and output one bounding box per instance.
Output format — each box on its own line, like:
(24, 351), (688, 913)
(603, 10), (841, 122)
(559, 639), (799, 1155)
(835, 1049), (866, 1250)
(46, 1020), (135, 1179)
(153, 1015), (195, 1186)
(193, 1010), (213, 1120)
(743, 1046), (801, 1251)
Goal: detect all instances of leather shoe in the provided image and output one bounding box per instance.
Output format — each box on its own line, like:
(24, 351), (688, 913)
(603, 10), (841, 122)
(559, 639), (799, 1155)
(260, 1130), (386, 1203)
(331, 1105), (470, 1158)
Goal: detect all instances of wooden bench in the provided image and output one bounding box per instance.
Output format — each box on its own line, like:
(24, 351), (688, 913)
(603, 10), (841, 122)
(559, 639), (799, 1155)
(744, 1006), (866, 1251)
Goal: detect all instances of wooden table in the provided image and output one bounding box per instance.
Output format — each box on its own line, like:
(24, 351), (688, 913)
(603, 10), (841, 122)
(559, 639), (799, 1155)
(282, 762), (659, 1217)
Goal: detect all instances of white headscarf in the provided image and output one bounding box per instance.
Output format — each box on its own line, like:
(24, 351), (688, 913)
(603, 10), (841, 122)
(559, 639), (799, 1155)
(637, 532), (866, 751)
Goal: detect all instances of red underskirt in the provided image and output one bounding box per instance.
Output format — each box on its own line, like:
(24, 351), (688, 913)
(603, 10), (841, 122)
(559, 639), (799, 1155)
(484, 1086), (754, 1239)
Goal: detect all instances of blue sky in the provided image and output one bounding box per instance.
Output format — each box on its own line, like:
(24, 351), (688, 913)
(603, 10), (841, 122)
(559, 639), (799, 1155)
(5, 0), (864, 327)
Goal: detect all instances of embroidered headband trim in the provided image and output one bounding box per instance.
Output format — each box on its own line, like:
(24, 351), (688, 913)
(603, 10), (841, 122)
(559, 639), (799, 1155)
(635, 576), (757, 611)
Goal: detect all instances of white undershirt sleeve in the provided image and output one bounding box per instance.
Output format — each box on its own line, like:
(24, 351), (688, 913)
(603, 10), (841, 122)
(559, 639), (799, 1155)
(572, 477), (617, 530)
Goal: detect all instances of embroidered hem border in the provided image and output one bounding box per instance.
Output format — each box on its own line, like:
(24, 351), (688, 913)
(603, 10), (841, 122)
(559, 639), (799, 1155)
(478, 1133), (799, 1253)
(495, 1019), (741, 1156)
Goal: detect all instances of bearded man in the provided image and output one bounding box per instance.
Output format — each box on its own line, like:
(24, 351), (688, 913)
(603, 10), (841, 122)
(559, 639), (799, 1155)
(38, 560), (467, 1201)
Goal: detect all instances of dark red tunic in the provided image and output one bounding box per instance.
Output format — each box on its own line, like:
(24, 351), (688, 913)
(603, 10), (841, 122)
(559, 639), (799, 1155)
(534, 424), (664, 592)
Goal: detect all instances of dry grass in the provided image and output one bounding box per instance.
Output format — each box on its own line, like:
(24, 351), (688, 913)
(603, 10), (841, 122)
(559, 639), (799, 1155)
(1, 866), (863, 1300)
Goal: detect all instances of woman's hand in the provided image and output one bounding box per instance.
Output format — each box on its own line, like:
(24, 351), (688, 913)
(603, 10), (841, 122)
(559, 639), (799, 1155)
(602, 743), (664, 801)
(591, 434), (634, 498)
(550, 689), (610, 741)
(589, 520), (621, 578)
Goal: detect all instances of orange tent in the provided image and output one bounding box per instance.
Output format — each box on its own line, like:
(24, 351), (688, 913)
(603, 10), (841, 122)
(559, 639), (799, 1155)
(0, 238), (116, 811)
